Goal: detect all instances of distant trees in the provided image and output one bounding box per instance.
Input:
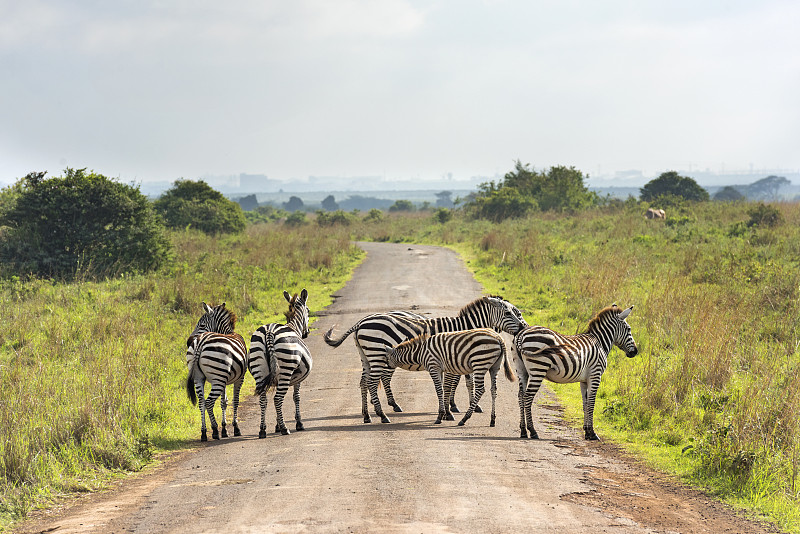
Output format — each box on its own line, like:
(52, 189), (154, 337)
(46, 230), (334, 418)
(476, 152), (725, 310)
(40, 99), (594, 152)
(0, 169), (171, 279)
(237, 194), (259, 211)
(713, 186), (745, 202)
(744, 175), (790, 200)
(389, 199), (415, 212)
(321, 195), (339, 211)
(640, 171), (709, 204)
(465, 161), (598, 221)
(153, 179), (246, 234)
(283, 196), (305, 212)
(435, 191), (454, 208)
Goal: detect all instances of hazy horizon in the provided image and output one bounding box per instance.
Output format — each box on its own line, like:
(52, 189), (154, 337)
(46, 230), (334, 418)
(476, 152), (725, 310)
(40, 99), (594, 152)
(2, 1), (799, 186)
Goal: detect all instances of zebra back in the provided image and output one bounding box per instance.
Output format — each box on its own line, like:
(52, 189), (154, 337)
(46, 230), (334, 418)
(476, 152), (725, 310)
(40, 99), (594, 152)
(190, 302), (237, 338)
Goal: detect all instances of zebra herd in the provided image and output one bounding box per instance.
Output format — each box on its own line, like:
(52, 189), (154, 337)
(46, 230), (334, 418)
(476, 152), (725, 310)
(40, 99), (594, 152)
(184, 291), (638, 443)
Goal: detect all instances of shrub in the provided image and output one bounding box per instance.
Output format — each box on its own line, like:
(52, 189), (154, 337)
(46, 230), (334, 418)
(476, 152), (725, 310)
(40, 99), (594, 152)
(153, 179), (246, 234)
(746, 203), (782, 228)
(316, 210), (356, 226)
(640, 171), (710, 203)
(433, 208), (453, 224)
(362, 208), (384, 222)
(284, 211), (307, 226)
(389, 199), (415, 212)
(0, 169), (171, 279)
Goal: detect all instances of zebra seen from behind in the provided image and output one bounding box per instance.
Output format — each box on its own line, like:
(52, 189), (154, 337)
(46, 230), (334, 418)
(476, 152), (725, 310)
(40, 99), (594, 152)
(185, 302), (248, 442)
(386, 328), (515, 426)
(324, 296), (525, 425)
(514, 304), (638, 440)
(249, 289), (312, 437)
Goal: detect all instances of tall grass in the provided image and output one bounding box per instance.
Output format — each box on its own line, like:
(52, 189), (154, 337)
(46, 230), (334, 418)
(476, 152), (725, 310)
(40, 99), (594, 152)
(0, 225), (362, 527)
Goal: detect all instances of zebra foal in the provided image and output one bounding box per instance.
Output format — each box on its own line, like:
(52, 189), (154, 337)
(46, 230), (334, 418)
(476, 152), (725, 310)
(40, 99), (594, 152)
(386, 328), (515, 427)
(185, 302), (248, 442)
(514, 304), (638, 440)
(249, 289), (312, 437)
(324, 296), (525, 424)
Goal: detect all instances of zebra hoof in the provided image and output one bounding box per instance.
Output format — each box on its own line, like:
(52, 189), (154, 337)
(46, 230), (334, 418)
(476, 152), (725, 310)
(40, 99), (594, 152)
(449, 405), (460, 414)
(519, 430), (528, 439)
(490, 417), (496, 427)
(280, 428), (290, 436)
(435, 418), (443, 425)
(585, 432), (600, 441)
(233, 426), (241, 437)
(211, 428), (220, 440)
(363, 415), (372, 424)
(380, 415), (391, 424)
(475, 405), (484, 414)
(258, 429), (267, 439)
(445, 413), (455, 421)
(390, 402), (403, 413)
(221, 427), (228, 438)
(296, 422), (305, 431)
(529, 431), (540, 440)
(201, 432), (208, 442)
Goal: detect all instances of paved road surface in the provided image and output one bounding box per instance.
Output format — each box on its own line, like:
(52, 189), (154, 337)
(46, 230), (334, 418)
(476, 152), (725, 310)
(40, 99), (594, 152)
(18, 242), (779, 534)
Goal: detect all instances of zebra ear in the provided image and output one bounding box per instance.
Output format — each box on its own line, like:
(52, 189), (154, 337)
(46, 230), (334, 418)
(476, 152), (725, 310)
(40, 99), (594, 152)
(618, 306), (633, 320)
(202, 302), (212, 314)
(283, 290), (292, 303)
(300, 288), (308, 303)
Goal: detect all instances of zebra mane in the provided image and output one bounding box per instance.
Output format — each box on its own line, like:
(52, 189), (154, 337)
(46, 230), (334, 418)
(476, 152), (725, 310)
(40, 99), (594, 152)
(586, 305), (621, 332)
(284, 293), (300, 323)
(458, 295), (504, 317)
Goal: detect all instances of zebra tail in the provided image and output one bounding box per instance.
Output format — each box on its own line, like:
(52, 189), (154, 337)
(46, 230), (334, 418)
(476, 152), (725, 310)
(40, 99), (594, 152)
(254, 331), (279, 396)
(323, 322), (359, 348)
(185, 341), (200, 406)
(501, 339), (516, 382)
(186, 373), (197, 406)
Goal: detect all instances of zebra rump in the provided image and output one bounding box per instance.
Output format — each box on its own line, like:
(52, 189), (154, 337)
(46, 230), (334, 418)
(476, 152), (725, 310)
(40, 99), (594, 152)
(251, 328), (279, 396)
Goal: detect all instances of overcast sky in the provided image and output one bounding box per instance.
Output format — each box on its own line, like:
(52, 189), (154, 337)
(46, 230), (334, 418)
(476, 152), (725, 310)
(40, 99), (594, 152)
(1, 0), (798, 186)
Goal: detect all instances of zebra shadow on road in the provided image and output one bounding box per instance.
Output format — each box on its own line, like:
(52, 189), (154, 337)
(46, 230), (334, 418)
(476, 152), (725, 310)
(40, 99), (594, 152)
(301, 411), (458, 433)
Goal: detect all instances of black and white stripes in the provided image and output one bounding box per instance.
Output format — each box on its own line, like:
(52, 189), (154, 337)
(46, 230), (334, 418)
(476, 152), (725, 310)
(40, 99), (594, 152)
(514, 305), (638, 440)
(249, 289), (313, 437)
(185, 302), (248, 442)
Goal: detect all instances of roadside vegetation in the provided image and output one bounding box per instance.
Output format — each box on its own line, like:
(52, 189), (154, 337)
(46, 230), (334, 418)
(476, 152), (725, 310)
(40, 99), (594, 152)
(1, 166), (798, 532)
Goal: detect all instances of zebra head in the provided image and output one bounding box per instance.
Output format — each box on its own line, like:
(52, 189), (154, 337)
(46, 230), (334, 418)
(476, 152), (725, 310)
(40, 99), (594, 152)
(613, 305), (638, 358)
(461, 296), (524, 335)
(284, 288), (310, 339)
(191, 302), (236, 336)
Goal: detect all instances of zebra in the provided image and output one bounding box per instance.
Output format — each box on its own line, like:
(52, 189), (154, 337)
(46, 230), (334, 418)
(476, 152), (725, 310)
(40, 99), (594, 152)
(386, 328), (516, 427)
(249, 289), (312, 437)
(514, 304), (638, 440)
(323, 295), (525, 424)
(185, 302), (248, 442)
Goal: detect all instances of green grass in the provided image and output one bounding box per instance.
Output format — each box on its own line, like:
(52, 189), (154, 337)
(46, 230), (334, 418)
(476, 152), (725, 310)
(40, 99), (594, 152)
(0, 225), (364, 530)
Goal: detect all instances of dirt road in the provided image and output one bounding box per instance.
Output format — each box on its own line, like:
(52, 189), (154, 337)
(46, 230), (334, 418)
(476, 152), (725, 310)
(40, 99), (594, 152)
(18, 242), (779, 533)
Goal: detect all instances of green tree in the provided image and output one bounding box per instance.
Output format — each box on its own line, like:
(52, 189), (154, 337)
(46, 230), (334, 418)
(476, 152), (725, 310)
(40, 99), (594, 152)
(283, 196), (305, 212)
(0, 169), (171, 279)
(469, 184), (537, 222)
(389, 199), (415, 212)
(640, 171), (709, 203)
(745, 175), (790, 200)
(713, 186), (745, 202)
(321, 195), (339, 211)
(153, 179), (246, 234)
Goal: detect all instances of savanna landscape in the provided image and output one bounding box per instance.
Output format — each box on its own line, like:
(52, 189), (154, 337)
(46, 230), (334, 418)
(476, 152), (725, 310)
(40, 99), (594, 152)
(1, 167), (799, 532)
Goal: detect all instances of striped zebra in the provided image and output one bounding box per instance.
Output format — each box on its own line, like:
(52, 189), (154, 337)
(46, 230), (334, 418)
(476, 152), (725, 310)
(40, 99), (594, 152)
(323, 296), (525, 424)
(386, 328), (515, 426)
(514, 305), (638, 440)
(249, 289), (312, 437)
(185, 302), (248, 442)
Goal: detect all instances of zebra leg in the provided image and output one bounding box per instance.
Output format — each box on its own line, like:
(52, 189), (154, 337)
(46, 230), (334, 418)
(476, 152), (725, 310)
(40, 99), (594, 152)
(442, 373), (458, 421)
(258, 390), (268, 439)
(489, 370), (498, 427)
(204, 384), (224, 440)
(360, 368), (371, 423)
(522, 372), (546, 439)
(219, 388), (228, 438)
(195, 381), (208, 442)
(458, 372), (485, 426)
(582, 379), (601, 440)
(274, 381), (290, 435)
(367, 365), (391, 424)
(232, 379), (242, 437)
(382, 368), (403, 412)
(429, 368), (446, 424)
(449, 375), (460, 413)
(518, 382), (528, 438)
(293, 384), (305, 431)
(466, 374), (483, 414)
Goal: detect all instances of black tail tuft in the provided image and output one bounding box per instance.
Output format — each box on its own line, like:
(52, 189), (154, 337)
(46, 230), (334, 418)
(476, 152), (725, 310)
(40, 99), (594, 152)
(186, 374), (197, 406)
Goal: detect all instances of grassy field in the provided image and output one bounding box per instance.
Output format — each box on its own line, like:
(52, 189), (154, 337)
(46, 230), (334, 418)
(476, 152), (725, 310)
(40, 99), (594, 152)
(2, 202), (799, 532)
(0, 225), (363, 530)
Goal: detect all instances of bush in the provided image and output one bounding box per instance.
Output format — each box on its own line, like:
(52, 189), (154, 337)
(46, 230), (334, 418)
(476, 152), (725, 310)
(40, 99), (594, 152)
(469, 185), (537, 222)
(316, 209), (357, 226)
(153, 179), (246, 235)
(284, 211), (307, 226)
(389, 199), (415, 212)
(362, 208), (384, 222)
(0, 169), (171, 279)
(746, 203), (782, 228)
(433, 208), (453, 224)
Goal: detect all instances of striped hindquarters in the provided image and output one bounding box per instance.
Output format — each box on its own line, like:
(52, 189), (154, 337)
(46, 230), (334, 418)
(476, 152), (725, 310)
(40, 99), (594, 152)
(186, 332), (248, 401)
(250, 323), (312, 395)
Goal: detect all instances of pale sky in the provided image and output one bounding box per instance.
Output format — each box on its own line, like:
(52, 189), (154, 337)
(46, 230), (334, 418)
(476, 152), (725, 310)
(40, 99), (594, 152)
(1, 0), (798, 186)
